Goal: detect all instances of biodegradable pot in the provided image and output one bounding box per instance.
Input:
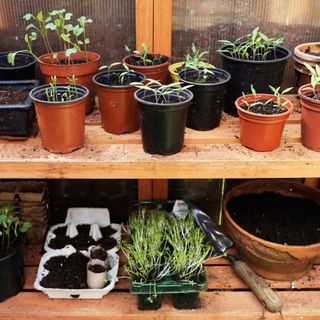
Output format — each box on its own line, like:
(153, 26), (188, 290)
(29, 84), (89, 153)
(93, 70), (146, 134)
(178, 68), (230, 131)
(235, 93), (293, 151)
(134, 88), (193, 155)
(87, 259), (107, 289)
(169, 61), (214, 83)
(0, 237), (25, 302)
(0, 51), (36, 80)
(123, 53), (170, 84)
(0, 80), (39, 139)
(223, 180), (320, 281)
(294, 42), (320, 87)
(38, 51), (100, 114)
(298, 83), (320, 151)
(218, 45), (291, 116)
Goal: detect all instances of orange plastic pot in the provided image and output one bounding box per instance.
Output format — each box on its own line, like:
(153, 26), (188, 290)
(38, 51), (100, 114)
(93, 70), (146, 134)
(235, 94), (293, 151)
(123, 54), (170, 84)
(29, 84), (88, 153)
(223, 180), (320, 281)
(299, 84), (320, 151)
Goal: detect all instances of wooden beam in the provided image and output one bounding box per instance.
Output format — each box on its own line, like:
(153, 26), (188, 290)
(152, 179), (168, 199)
(138, 179), (153, 200)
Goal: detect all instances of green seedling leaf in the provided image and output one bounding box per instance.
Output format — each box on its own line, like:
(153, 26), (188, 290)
(7, 52), (17, 66)
(23, 13), (33, 21)
(64, 24), (73, 32)
(26, 23), (36, 31)
(36, 11), (44, 22)
(65, 47), (77, 57)
(45, 22), (56, 30)
(84, 38), (90, 45)
(282, 87), (293, 94)
(65, 12), (73, 20)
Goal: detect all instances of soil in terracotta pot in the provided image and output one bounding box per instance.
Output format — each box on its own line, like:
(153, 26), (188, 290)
(98, 73), (142, 86)
(240, 99), (287, 114)
(56, 58), (87, 65)
(41, 252), (89, 289)
(0, 54), (34, 68)
(304, 47), (320, 56)
(227, 192), (320, 245)
(90, 247), (108, 260)
(0, 89), (29, 104)
(88, 264), (107, 273)
(49, 224), (117, 251)
(127, 54), (168, 66)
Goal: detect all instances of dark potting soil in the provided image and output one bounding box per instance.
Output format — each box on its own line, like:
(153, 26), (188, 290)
(183, 72), (221, 84)
(227, 192), (320, 245)
(57, 59), (87, 65)
(0, 89), (29, 104)
(98, 72), (142, 86)
(88, 264), (107, 273)
(240, 99), (287, 115)
(41, 252), (89, 289)
(142, 94), (188, 104)
(91, 247), (108, 260)
(0, 54), (34, 68)
(305, 46), (320, 56)
(127, 54), (168, 66)
(49, 224), (117, 251)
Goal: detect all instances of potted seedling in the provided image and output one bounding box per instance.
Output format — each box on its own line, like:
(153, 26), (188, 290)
(294, 42), (320, 87)
(298, 63), (320, 151)
(169, 43), (214, 82)
(29, 75), (89, 153)
(132, 80), (193, 155)
(8, 10), (100, 114)
(235, 85), (293, 151)
(93, 62), (146, 134)
(0, 205), (32, 302)
(218, 27), (291, 116)
(0, 51), (36, 80)
(178, 65), (230, 131)
(123, 43), (170, 84)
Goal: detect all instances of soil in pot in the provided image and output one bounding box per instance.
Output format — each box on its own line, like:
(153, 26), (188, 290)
(137, 294), (162, 310)
(90, 247), (108, 260)
(88, 264), (107, 273)
(240, 99), (287, 115)
(126, 54), (169, 66)
(0, 89), (29, 104)
(48, 224), (117, 251)
(227, 191), (320, 245)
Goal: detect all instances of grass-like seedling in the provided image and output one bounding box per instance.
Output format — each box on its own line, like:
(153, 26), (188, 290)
(125, 43), (165, 66)
(303, 63), (320, 100)
(45, 75), (79, 102)
(0, 205), (32, 251)
(99, 62), (136, 86)
(218, 27), (284, 61)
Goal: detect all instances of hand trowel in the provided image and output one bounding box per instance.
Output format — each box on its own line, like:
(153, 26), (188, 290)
(192, 206), (282, 313)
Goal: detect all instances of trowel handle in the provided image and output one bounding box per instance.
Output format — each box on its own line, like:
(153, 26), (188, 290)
(232, 259), (282, 313)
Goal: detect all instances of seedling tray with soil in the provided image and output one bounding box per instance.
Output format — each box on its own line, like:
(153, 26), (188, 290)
(34, 245), (119, 299)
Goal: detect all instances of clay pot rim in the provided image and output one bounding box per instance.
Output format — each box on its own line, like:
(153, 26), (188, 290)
(294, 42), (320, 62)
(38, 51), (101, 67)
(29, 83), (89, 105)
(123, 53), (171, 69)
(235, 93), (293, 118)
(218, 44), (292, 64)
(178, 67), (231, 87)
(0, 51), (36, 70)
(298, 83), (320, 105)
(134, 87), (193, 107)
(93, 69), (146, 89)
(223, 180), (320, 250)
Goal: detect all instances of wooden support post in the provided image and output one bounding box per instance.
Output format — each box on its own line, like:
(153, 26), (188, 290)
(152, 179), (169, 199)
(304, 178), (319, 188)
(138, 179), (153, 200)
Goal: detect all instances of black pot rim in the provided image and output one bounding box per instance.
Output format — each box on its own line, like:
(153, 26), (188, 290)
(134, 87), (193, 107)
(93, 70), (146, 89)
(29, 83), (89, 104)
(218, 44), (292, 64)
(0, 51), (36, 70)
(178, 67), (231, 86)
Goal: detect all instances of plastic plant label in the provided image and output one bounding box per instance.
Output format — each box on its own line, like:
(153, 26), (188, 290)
(66, 223), (78, 238)
(172, 200), (189, 220)
(90, 223), (103, 241)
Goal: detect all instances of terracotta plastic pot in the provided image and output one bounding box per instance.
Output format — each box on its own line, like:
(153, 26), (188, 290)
(93, 70), (146, 134)
(235, 94), (293, 151)
(38, 51), (100, 114)
(123, 53), (170, 84)
(294, 42), (320, 87)
(29, 84), (88, 153)
(299, 83), (320, 151)
(223, 180), (320, 281)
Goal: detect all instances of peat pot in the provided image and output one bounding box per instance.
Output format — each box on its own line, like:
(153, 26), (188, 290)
(223, 180), (320, 281)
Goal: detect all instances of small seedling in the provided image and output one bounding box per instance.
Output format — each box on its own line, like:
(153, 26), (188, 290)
(183, 63), (216, 84)
(45, 75), (79, 102)
(182, 43), (211, 69)
(99, 62), (135, 85)
(125, 43), (163, 66)
(303, 62), (320, 100)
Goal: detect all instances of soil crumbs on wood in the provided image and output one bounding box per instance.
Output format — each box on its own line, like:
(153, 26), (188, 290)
(227, 192), (320, 245)
(0, 89), (29, 104)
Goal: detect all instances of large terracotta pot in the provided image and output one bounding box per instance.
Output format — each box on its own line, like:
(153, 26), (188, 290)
(29, 84), (88, 153)
(93, 70), (146, 134)
(38, 51), (100, 114)
(235, 94), (293, 151)
(299, 83), (320, 151)
(123, 53), (170, 84)
(223, 180), (320, 281)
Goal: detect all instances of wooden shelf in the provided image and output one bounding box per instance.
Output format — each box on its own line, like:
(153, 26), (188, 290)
(1, 243), (319, 319)
(1, 95), (319, 179)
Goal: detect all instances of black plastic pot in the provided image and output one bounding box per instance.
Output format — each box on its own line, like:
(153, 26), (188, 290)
(218, 45), (291, 116)
(172, 292), (201, 309)
(134, 88), (193, 155)
(178, 68), (231, 131)
(137, 294), (162, 310)
(0, 238), (25, 302)
(0, 52), (36, 80)
(0, 80), (39, 139)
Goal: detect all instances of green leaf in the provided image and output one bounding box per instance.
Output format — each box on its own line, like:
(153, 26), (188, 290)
(54, 18), (61, 28)
(282, 87), (293, 94)
(65, 12), (73, 20)
(84, 38), (90, 45)
(36, 11), (44, 22)
(65, 47), (78, 57)
(23, 13), (33, 21)
(73, 25), (84, 37)
(19, 221), (32, 233)
(64, 24), (73, 32)
(26, 23), (36, 31)
(304, 62), (316, 76)
(7, 52), (17, 66)
(30, 32), (37, 41)
(45, 22), (56, 30)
